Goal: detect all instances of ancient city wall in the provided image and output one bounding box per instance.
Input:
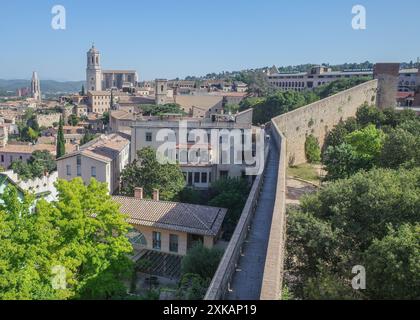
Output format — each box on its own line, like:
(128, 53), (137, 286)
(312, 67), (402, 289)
(272, 80), (378, 165)
(260, 121), (287, 300)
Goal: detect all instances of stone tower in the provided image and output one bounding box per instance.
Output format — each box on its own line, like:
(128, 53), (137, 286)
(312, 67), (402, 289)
(155, 79), (168, 105)
(86, 44), (102, 92)
(373, 63), (399, 109)
(31, 71), (41, 101)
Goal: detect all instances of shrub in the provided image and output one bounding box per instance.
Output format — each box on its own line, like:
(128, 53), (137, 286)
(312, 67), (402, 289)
(305, 135), (321, 163)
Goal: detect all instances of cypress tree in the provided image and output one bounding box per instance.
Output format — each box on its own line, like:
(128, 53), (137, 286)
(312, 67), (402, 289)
(56, 116), (66, 159)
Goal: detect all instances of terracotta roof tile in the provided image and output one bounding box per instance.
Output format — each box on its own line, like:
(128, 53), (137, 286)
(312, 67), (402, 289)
(112, 196), (227, 236)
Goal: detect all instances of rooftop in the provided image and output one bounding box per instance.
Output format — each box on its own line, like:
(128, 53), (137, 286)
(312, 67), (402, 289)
(112, 196), (227, 236)
(0, 143), (56, 154)
(57, 133), (129, 163)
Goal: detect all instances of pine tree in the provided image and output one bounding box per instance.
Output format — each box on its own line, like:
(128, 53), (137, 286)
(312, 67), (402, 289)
(56, 116), (66, 159)
(81, 85), (85, 96)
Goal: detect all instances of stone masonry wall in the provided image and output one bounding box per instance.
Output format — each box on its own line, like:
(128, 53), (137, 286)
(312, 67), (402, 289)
(272, 80), (378, 165)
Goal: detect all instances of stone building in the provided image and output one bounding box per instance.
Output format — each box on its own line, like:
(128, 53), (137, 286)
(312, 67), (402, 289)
(56, 133), (130, 194)
(31, 71), (41, 101)
(86, 44), (138, 92)
(113, 189), (227, 256)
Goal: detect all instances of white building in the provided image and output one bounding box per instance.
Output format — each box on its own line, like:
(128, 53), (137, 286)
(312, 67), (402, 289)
(57, 133), (130, 194)
(267, 65), (420, 93)
(129, 109), (257, 189)
(0, 170), (59, 203)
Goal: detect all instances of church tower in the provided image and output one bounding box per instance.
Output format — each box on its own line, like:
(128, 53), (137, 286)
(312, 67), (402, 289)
(155, 79), (168, 105)
(86, 44), (102, 92)
(31, 71), (41, 101)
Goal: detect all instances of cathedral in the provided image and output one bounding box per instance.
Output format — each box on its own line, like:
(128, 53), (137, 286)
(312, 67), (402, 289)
(86, 44), (137, 92)
(30, 71), (41, 101)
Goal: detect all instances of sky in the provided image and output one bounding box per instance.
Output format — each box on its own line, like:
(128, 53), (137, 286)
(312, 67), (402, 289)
(0, 0), (419, 81)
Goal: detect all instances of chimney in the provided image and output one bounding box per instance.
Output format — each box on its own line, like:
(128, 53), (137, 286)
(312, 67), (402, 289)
(134, 187), (143, 199)
(152, 189), (159, 201)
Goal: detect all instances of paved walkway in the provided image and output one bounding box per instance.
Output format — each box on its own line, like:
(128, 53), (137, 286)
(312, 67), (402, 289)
(226, 142), (279, 300)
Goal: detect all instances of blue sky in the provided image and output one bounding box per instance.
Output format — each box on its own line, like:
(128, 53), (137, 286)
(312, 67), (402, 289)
(0, 0), (419, 81)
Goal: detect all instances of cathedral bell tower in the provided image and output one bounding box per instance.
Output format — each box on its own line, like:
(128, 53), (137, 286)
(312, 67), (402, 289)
(86, 44), (102, 91)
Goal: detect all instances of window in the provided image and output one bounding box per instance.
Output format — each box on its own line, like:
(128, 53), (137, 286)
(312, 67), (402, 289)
(146, 132), (152, 142)
(201, 172), (207, 183)
(0, 155), (3, 162)
(188, 172), (193, 186)
(77, 165), (81, 176)
(194, 172), (200, 183)
(169, 234), (179, 253)
(152, 231), (161, 250)
(91, 166), (96, 177)
(66, 165), (71, 176)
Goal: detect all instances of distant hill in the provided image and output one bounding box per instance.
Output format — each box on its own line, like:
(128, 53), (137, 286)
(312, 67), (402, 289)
(0, 79), (85, 94)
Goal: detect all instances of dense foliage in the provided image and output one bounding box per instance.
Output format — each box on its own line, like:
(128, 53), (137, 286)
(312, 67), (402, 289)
(286, 168), (420, 299)
(0, 178), (133, 300)
(140, 103), (186, 116)
(286, 104), (420, 300)
(304, 135), (321, 163)
(178, 244), (223, 300)
(120, 147), (185, 201)
(10, 150), (57, 180)
(323, 105), (419, 180)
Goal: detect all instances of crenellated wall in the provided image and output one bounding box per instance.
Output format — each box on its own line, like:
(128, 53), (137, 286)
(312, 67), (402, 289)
(272, 80), (378, 165)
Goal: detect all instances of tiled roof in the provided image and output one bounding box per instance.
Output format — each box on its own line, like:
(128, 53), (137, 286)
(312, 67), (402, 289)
(0, 143), (56, 154)
(57, 133), (129, 163)
(112, 196), (227, 236)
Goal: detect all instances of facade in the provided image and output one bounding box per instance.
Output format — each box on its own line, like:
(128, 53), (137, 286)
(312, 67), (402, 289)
(0, 144), (56, 170)
(267, 66), (373, 91)
(86, 45), (138, 92)
(267, 65), (420, 93)
(102, 70), (137, 90)
(130, 109), (256, 189)
(87, 91), (111, 114)
(31, 71), (41, 101)
(57, 133), (130, 194)
(113, 189), (227, 256)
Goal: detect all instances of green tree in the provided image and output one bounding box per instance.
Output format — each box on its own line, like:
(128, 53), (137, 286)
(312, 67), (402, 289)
(285, 168), (420, 300)
(305, 135), (321, 163)
(379, 128), (420, 169)
(345, 124), (385, 164)
(56, 117), (65, 159)
(177, 273), (209, 300)
(80, 131), (97, 146)
(11, 150), (57, 179)
(181, 244), (223, 281)
(355, 104), (385, 127)
(80, 85), (85, 96)
(0, 179), (134, 300)
(120, 147), (185, 201)
(208, 178), (250, 239)
(323, 143), (359, 180)
(363, 224), (420, 299)
(67, 114), (79, 126)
